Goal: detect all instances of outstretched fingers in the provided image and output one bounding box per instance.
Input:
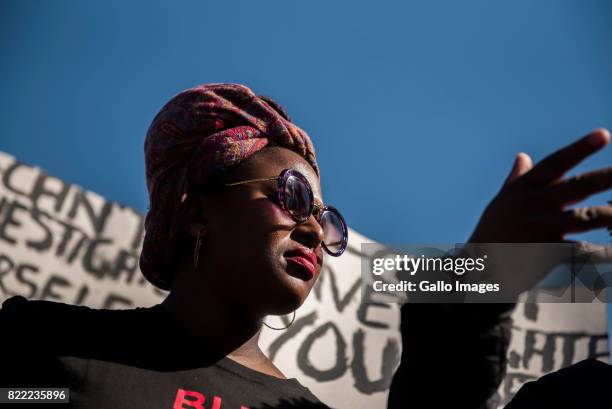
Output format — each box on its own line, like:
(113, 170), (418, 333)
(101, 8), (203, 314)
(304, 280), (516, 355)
(545, 166), (612, 206)
(523, 129), (610, 186)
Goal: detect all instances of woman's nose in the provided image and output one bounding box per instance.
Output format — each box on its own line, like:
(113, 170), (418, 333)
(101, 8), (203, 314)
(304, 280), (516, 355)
(293, 214), (324, 250)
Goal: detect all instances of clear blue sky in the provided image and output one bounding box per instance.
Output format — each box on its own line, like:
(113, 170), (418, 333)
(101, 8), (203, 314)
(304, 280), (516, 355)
(1, 0), (611, 328)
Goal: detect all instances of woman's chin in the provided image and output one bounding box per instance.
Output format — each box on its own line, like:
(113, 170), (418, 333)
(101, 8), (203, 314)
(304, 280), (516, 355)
(266, 280), (309, 314)
(258, 261), (315, 314)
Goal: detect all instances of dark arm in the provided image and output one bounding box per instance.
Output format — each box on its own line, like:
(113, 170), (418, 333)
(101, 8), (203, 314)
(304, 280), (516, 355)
(387, 303), (514, 409)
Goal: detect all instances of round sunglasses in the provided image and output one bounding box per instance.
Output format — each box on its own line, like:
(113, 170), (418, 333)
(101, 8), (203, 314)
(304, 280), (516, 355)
(226, 169), (348, 256)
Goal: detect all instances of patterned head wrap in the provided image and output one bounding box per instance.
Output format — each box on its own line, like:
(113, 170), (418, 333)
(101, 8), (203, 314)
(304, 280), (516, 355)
(141, 83), (319, 290)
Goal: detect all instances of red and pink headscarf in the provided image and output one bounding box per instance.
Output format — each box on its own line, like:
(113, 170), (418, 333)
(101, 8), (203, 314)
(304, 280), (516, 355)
(141, 83), (319, 290)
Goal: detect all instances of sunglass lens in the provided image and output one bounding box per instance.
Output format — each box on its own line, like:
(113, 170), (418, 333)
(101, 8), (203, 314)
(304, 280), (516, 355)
(284, 174), (312, 222)
(321, 209), (347, 256)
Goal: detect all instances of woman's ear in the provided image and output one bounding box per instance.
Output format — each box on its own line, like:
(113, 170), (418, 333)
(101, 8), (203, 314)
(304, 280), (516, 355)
(186, 222), (207, 239)
(182, 194), (210, 239)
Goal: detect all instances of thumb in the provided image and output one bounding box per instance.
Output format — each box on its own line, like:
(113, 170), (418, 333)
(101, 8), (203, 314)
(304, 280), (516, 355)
(503, 152), (533, 187)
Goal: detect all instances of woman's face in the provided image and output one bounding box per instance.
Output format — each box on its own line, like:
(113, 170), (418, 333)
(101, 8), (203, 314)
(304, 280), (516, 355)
(191, 147), (325, 316)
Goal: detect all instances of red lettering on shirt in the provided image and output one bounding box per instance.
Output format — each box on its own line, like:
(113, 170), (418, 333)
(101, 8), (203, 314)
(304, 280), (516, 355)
(173, 389), (250, 409)
(174, 389), (205, 409)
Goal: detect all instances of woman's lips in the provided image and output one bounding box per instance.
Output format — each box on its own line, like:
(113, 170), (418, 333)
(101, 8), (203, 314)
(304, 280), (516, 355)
(284, 248), (318, 279)
(285, 255), (316, 278)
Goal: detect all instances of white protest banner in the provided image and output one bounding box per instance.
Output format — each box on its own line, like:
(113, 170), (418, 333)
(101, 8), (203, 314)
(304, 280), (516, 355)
(0, 151), (163, 308)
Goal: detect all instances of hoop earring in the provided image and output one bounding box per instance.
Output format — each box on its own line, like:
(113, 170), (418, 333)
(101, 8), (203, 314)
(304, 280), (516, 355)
(193, 230), (202, 271)
(263, 311), (296, 330)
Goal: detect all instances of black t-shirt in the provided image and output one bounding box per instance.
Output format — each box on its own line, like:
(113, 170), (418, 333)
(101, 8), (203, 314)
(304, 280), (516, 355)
(0, 296), (331, 409)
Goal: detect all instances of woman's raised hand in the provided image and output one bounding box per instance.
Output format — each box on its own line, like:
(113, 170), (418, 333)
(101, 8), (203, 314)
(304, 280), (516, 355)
(466, 129), (612, 296)
(469, 128), (611, 246)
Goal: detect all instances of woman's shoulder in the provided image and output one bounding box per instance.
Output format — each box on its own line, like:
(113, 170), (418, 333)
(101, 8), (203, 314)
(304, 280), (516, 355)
(2, 295), (116, 328)
(0, 297), (99, 386)
(1, 296), (158, 354)
(2, 295), (91, 316)
(1, 296), (90, 339)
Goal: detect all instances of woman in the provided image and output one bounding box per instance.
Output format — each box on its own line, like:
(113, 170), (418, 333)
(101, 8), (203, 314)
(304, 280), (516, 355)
(1, 83), (346, 408)
(2, 83), (612, 409)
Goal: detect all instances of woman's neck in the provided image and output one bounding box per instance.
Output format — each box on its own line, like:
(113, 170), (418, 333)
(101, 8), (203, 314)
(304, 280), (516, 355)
(161, 286), (263, 359)
(162, 289), (287, 378)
